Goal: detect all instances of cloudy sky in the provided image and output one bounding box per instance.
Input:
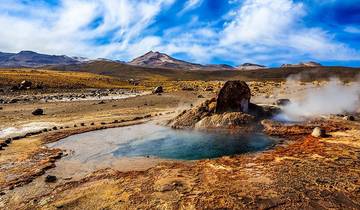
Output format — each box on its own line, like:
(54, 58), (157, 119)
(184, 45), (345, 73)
(0, 0), (359, 67)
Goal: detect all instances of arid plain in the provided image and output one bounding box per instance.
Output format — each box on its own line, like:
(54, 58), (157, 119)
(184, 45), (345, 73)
(0, 67), (359, 209)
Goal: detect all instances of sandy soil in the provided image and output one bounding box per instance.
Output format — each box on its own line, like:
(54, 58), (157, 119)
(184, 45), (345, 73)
(0, 81), (359, 209)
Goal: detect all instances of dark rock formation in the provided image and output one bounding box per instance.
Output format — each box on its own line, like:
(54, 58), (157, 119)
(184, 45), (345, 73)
(45, 175), (57, 183)
(215, 81), (251, 114)
(32, 108), (44, 116)
(169, 81), (279, 129)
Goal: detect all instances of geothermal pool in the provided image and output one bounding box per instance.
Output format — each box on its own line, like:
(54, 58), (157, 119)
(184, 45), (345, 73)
(47, 123), (278, 178)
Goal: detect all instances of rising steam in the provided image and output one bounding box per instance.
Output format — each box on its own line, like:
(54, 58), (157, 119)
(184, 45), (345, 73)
(275, 77), (360, 122)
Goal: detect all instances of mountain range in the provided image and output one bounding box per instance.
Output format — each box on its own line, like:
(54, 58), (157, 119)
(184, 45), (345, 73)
(0, 51), (81, 68)
(0, 50), (268, 70)
(0, 50), (326, 71)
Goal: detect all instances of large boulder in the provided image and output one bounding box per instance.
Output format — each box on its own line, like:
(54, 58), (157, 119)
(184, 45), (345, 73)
(168, 81), (272, 129)
(215, 81), (251, 114)
(195, 112), (255, 129)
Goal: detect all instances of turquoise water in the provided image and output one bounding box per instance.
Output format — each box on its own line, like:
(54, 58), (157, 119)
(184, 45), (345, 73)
(112, 124), (277, 160)
(49, 124), (278, 161)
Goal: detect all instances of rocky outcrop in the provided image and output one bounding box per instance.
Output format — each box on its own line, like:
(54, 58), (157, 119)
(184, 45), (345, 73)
(216, 81), (251, 114)
(169, 81), (277, 129)
(169, 98), (216, 129)
(195, 112), (255, 129)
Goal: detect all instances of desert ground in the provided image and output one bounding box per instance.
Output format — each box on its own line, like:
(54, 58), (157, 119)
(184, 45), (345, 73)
(0, 69), (359, 209)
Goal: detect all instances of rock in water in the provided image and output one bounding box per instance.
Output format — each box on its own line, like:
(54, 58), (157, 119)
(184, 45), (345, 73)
(215, 81), (251, 114)
(311, 127), (326, 138)
(153, 86), (163, 94)
(32, 108), (44, 116)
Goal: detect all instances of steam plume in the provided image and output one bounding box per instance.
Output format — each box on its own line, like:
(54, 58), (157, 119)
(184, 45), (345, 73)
(275, 77), (360, 121)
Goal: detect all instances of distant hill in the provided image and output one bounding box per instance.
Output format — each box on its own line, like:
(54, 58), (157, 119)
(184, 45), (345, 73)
(49, 61), (360, 82)
(0, 51), (81, 68)
(237, 63), (267, 70)
(0, 50), (359, 82)
(281, 61), (322, 68)
(129, 51), (235, 71)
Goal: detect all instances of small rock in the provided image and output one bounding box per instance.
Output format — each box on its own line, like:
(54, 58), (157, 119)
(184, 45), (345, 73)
(205, 87), (214, 91)
(275, 99), (291, 106)
(32, 108), (44, 116)
(45, 175), (57, 183)
(0, 142), (8, 147)
(19, 80), (32, 90)
(152, 86), (163, 94)
(311, 127), (326, 138)
(343, 115), (355, 121)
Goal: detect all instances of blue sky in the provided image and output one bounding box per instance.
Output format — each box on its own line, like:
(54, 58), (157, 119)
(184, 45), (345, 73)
(0, 0), (359, 67)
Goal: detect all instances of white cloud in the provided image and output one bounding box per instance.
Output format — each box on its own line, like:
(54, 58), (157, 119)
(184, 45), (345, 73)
(178, 0), (204, 15)
(0, 0), (358, 66)
(344, 26), (360, 34)
(217, 0), (360, 63)
(221, 0), (304, 45)
(0, 0), (174, 60)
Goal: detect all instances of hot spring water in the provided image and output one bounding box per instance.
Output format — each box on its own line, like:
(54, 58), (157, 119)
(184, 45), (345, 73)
(48, 123), (277, 161)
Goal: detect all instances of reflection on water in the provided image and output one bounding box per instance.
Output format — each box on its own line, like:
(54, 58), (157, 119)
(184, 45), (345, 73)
(49, 124), (278, 161)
